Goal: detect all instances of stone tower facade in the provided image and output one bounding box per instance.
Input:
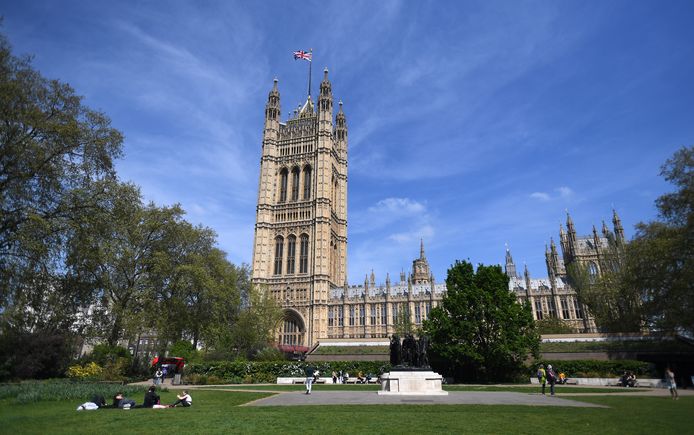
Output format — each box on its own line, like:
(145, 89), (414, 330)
(251, 70), (348, 348)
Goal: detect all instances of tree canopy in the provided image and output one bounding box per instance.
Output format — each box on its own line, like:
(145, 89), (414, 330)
(567, 146), (693, 334)
(423, 261), (539, 383)
(628, 146), (693, 332)
(0, 31), (281, 379)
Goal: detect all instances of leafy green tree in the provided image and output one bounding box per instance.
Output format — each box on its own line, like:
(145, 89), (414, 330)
(628, 146), (693, 332)
(423, 261), (539, 382)
(203, 274), (282, 360)
(535, 317), (577, 334)
(566, 240), (643, 332)
(0, 31), (123, 333)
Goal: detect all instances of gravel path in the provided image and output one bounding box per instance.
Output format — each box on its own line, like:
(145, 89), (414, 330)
(241, 391), (608, 408)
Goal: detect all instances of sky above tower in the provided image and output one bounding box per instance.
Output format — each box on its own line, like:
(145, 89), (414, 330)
(3, 0), (693, 283)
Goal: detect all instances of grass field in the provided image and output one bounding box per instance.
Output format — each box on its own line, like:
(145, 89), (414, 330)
(2, 388), (691, 434)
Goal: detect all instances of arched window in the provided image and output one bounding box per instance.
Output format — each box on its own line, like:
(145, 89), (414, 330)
(274, 236), (284, 275)
(291, 167), (300, 201)
(588, 261), (598, 283)
(303, 166), (312, 200)
(286, 235), (296, 274)
(281, 311), (305, 346)
(279, 168), (288, 203)
(299, 234), (309, 273)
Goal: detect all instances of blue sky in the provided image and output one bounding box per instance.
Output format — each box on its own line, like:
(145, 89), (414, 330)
(4, 1), (693, 284)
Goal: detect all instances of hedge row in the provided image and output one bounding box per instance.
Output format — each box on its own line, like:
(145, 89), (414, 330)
(183, 359), (657, 384)
(184, 361), (392, 384)
(532, 360), (657, 378)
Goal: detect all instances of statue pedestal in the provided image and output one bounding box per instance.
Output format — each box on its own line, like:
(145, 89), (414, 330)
(378, 370), (448, 395)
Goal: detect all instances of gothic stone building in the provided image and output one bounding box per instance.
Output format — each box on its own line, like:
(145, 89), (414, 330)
(250, 72), (448, 348)
(505, 210), (626, 333)
(250, 71), (617, 348)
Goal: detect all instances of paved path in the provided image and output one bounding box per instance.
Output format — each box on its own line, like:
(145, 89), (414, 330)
(241, 391), (607, 408)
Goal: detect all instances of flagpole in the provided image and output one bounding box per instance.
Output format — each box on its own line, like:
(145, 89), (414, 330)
(307, 48), (312, 97)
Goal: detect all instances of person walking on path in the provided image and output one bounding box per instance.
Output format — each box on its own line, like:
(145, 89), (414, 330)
(332, 371), (337, 384)
(665, 367), (679, 400)
(305, 365), (316, 395)
(547, 364), (557, 396)
(537, 364), (547, 395)
(154, 368), (163, 386)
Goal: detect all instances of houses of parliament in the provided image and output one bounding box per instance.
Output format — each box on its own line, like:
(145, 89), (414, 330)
(250, 71), (621, 348)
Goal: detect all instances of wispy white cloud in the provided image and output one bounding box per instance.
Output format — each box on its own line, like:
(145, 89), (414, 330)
(530, 186), (574, 202)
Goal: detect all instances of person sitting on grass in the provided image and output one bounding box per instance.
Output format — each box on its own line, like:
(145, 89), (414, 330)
(357, 371), (365, 384)
(142, 386), (168, 408)
(171, 390), (192, 407)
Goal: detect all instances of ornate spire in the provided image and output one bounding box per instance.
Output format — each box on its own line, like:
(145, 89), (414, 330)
(612, 209), (624, 244)
(264, 78), (280, 121)
(566, 211), (575, 234)
(505, 246), (519, 279)
(335, 100), (347, 142)
(420, 238), (426, 259)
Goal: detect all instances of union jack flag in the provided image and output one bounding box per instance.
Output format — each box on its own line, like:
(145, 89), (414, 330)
(293, 50), (312, 61)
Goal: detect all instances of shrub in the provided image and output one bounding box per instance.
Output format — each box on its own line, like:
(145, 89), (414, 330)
(66, 362), (104, 380)
(529, 360), (656, 377)
(183, 360), (391, 383)
(0, 330), (76, 380)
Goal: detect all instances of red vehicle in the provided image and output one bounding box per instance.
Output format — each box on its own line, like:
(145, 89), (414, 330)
(152, 356), (185, 374)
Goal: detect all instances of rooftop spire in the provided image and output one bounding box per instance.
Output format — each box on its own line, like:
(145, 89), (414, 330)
(420, 238), (426, 259)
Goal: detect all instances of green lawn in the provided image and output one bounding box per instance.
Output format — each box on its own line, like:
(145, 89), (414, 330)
(2, 389), (690, 434)
(540, 339), (694, 353)
(201, 384), (646, 394)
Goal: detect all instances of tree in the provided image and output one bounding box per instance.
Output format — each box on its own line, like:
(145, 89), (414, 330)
(0, 30), (123, 371)
(566, 240), (644, 332)
(627, 146), (693, 332)
(203, 274), (283, 360)
(423, 261), (539, 382)
(535, 317), (576, 335)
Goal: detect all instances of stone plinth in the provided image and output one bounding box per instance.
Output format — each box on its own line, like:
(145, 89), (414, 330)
(378, 370), (448, 395)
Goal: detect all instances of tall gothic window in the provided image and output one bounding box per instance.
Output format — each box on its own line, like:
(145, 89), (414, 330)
(291, 167), (300, 201)
(535, 299), (544, 320)
(338, 306), (344, 326)
(281, 313), (304, 346)
(328, 307), (334, 327)
(370, 304), (377, 325)
(279, 168), (288, 202)
(561, 298), (570, 319)
(425, 302), (431, 319)
(299, 234), (309, 273)
(548, 298), (556, 318)
(349, 305), (355, 326)
(381, 304), (387, 325)
(415, 304), (421, 324)
(286, 235), (296, 274)
(359, 305), (365, 326)
(573, 299), (584, 319)
(303, 165), (311, 200)
(392, 304), (399, 324)
(273, 236), (284, 275)
(587, 261), (598, 283)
